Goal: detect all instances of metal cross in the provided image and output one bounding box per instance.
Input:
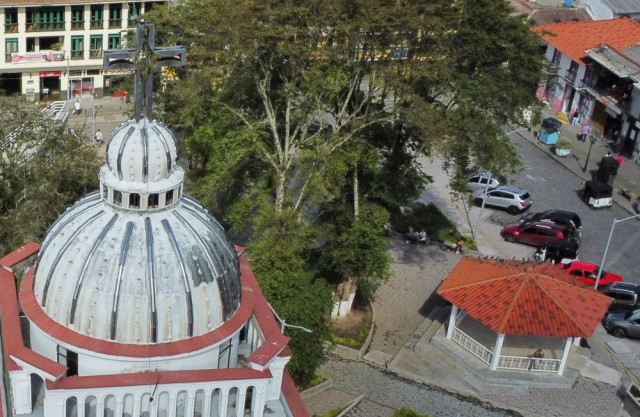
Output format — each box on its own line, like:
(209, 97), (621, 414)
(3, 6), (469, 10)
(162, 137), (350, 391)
(103, 22), (186, 122)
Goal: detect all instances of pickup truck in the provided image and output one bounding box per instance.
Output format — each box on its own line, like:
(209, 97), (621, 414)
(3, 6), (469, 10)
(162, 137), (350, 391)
(600, 282), (640, 311)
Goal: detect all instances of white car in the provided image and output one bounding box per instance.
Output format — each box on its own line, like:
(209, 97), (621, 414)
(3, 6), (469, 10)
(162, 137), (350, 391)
(473, 185), (532, 215)
(467, 172), (500, 192)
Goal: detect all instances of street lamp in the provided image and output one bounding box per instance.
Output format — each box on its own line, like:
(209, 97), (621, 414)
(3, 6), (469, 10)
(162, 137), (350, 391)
(595, 212), (640, 289)
(91, 104), (100, 144)
(266, 303), (313, 334)
(582, 134), (598, 173)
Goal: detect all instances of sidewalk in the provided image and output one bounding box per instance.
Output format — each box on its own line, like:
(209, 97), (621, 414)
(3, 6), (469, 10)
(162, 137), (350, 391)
(66, 96), (130, 149)
(527, 107), (640, 216)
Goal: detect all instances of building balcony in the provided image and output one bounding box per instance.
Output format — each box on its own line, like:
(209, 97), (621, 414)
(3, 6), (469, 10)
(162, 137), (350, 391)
(90, 20), (102, 29)
(89, 49), (102, 59)
(26, 22), (65, 32)
(71, 21), (84, 30)
(108, 19), (122, 29)
(5, 23), (18, 33)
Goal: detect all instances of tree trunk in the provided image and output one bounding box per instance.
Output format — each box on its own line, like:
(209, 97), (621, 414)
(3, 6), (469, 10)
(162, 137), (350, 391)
(331, 277), (358, 318)
(353, 167), (359, 218)
(275, 171), (286, 215)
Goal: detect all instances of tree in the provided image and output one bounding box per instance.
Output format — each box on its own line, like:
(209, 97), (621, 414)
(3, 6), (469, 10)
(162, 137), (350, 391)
(0, 98), (101, 254)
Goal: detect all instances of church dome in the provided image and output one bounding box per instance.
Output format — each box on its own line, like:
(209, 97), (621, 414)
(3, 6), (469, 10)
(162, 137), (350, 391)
(31, 119), (241, 345)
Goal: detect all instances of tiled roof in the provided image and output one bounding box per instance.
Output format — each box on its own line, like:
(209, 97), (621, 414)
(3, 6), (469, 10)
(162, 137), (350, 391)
(527, 8), (592, 26)
(535, 17), (640, 64)
(437, 258), (612, 338)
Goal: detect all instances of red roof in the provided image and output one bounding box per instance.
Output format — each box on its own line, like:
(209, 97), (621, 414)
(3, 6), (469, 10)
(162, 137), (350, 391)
(535, 18), (640, 65)
(437, 258), (612, 338)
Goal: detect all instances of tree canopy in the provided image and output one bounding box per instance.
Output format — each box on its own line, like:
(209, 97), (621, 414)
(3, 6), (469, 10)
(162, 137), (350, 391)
(0, 98), (101, 254)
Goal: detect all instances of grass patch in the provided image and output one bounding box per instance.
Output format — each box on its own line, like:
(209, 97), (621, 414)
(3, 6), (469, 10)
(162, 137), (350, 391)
(330, 304), (372, 349)
(391, 202), (477, 250)
(314, 408), (343, 417)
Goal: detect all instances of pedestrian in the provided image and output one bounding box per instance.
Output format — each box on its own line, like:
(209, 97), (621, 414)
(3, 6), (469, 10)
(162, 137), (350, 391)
(74, 99), (81, 115)
(528, 348), (544, 370)
(94, 129), (104, 147)
(571, 110), (580, 125)
(579, 123), (590, 142)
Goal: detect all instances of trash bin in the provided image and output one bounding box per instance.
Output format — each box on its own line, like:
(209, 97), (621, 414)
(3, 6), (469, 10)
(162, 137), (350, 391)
(538, 117), (562, 145)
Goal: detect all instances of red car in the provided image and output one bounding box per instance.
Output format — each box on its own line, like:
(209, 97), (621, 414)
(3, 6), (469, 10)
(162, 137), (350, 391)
(558, 261), (623, 286)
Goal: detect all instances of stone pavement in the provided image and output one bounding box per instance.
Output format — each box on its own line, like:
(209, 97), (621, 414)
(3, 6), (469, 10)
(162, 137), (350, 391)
(66, 96), (131, 151)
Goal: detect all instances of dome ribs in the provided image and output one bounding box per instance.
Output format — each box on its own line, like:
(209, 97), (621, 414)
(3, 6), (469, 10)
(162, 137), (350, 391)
(110, 221), (135, 340)
(69, 213), (119, 325)
(161, 219), (194, 338)
(145, 217), (159, 343)
(114, 126), (136, 180)
(141, 126), (149, 182)
(150, 124), (172, 173)
(41, 210), (107, 308)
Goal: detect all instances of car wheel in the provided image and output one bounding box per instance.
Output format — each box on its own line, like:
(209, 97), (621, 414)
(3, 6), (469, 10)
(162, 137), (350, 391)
(505, 235), (517, 243)
(473, 198), (483, 207)
(612, 328), (627, 338)
(507, 206), (519, 215)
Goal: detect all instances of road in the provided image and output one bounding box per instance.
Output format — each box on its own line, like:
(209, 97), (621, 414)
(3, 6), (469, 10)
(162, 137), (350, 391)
(483, 132), (640, 284)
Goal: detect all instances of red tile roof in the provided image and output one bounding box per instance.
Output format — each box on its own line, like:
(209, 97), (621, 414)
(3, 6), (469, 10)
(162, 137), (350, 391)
(437, 258), (612, 338)
(535, 18), (640, 64)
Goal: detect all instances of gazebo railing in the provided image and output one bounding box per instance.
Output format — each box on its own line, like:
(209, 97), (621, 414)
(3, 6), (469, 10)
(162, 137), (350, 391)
(451, 327), (493, 365)
(498, 355), (561, 373)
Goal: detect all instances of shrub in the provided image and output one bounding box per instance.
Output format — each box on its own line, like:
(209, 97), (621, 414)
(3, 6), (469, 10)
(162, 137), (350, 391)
(555, 137), (572, 149)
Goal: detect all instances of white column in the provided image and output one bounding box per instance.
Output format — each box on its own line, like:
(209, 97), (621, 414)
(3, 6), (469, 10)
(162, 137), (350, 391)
(168, 392), (177, 417)
(446, 305), (458, 339)
(10, 372), (32, 415)
(251, 385), (267, 417)
(573, 336), (581, 346)
(218, 389), (229, 417)
(115, 396), (123, 417)
(558, 337), (573, 375)
(185, 391), (195, 417)
(202, 389), (211, 417)
(490, 333), (505, 370)
(230, 333), (240, 367)
(133, 395), (141, 417)
(235, 388), (246, 417)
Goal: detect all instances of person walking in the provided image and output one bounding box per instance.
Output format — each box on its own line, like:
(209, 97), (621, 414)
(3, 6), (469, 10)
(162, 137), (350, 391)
(94, 129), (104, 147)
(74, 99), (82, 116)
(579, 123), (590, 142)
(571, 110), (580, 125)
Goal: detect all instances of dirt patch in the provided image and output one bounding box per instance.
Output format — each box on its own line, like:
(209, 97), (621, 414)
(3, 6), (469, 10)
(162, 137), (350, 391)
(331, 305), (370, 339)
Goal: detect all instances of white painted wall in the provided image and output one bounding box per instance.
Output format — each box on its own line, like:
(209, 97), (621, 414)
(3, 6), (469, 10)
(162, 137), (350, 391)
(578, 0), (615, 20)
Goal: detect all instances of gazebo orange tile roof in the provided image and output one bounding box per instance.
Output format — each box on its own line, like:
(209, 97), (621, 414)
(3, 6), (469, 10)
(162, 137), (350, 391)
(437, 258), (612, 338)
(534, 18), (640, 65)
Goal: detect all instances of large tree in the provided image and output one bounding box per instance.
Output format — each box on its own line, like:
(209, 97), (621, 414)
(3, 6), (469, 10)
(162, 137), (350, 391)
(0, 98), (101, 254)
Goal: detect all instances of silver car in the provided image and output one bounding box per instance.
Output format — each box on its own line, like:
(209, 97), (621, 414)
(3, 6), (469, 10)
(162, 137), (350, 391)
(473, 185), (532, 215)
(467, 172), (500, 192)
(602, 310), (640, 339)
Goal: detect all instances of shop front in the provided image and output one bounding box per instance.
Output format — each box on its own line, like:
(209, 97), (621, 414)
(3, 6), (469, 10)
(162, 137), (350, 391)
(39, 71), (62, 101)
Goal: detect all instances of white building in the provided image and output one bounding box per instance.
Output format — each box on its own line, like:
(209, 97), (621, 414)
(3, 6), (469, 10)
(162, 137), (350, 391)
(578, 0), (640, 21)
(0, 0), (163, 101)
(0, 108), (309, 415)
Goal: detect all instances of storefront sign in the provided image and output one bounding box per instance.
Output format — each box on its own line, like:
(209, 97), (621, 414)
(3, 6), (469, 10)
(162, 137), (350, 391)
(39, 71), (61, 77)
(11, 51), (64, 64)
(104, 69), (134, 75)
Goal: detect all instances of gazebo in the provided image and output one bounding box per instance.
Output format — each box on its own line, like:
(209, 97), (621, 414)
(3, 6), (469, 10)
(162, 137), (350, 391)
(437, 258), (613, 375)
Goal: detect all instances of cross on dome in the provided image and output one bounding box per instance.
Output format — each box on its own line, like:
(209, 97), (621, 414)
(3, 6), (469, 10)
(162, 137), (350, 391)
(103, 22), (186, 121)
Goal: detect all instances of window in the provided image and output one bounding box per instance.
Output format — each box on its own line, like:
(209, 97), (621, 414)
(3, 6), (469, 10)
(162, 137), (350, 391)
(148, 193), (159, 208)
(71, 35), (84, 59)
(551, 48), (561, 67)
(90, 35), (103, 58)
(5, 8), (18, 33)
(129, 193), (140, 208)
(5, 38), (18, 63)
(108, 34), (121, 50)
(165, 189), (174, 204)
(109, 5), (122, 28)
(565, 61), (578, 84)
(90, 5), (103, 29)
(26, 7), (65, 31)
(71, 6), (84, 30)
(113, 190), (122, 206)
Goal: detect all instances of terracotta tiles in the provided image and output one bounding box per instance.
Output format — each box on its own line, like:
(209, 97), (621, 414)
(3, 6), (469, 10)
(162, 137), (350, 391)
(0, 241), (39, 268)
(535, 18), (640, 64)
(437, 258), (612, 338)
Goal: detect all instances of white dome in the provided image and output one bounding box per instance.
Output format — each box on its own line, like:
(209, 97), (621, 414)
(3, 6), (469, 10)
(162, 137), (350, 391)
(31, 119), (241, 344)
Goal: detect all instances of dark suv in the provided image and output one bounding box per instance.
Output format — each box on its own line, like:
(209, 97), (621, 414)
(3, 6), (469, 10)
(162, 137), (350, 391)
(600, 282), (640, 311)
(519, 210), (582, 236)
(500, 221), (574, 247)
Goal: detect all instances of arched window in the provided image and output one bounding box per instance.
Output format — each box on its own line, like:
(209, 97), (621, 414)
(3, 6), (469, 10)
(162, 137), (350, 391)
(157, 392), (170, 417)
(103, 395), (116, 417)
(194, 390), (204, 417)
(244, 386), (256, 417)
(66, 396), (78, 417)
(165, 189), (174, 205)
(113, 190), (122, 206)
(226, 388), (238, 417)
(148, 193), (159, 208)
(84, 395), (97, 417)
(121, 394), (133, 417)
(129, 193), (140, 209)
(209, 389), (221, 417)
(175, 390), (188, 417)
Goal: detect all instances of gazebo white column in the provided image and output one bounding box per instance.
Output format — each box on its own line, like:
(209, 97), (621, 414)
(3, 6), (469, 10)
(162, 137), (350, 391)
(446, 305), (458, 339)
(557, 337), (573, 375)
(490, 333), (505, 370)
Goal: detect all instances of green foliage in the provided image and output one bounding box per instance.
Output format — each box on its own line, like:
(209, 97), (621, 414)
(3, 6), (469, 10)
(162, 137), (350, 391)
(0, 98), (101, 253)
(331, 307), (372, 349)
(315, 408), (343, 417)
(247, 209), (332, 387)
(555, 137), (572, 150)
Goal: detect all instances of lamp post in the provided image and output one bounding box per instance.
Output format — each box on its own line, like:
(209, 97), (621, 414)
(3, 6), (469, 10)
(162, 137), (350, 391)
(267, 303), (313, 334)
(91, 104), (100, 144)
(65, 51), (70, 127)
(595, 212), (640, 289)
(582, 134), (598, 173)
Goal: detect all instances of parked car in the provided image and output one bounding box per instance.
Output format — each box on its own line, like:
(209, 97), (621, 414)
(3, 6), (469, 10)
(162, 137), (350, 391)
(519, 210), (582, 235)
(501, 221), (574, 246)
(557, 260), (623, 286)
(600, 282), (640, 312)
(473, 186), (532, 214)
(534, 238), (579, 264)
(467, 172), (500, 192)
(602, 310), (640, 339)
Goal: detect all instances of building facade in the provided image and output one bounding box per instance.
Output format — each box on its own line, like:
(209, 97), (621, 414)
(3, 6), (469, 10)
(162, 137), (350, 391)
(0, 0), (163, 101)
